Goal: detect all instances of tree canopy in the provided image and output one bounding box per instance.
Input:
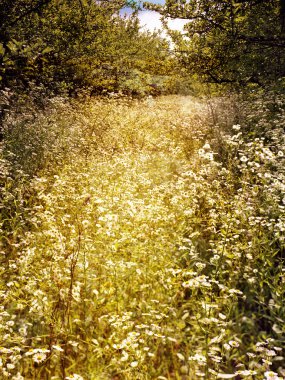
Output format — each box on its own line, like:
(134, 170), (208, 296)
(0, 0), (173, 95)
(144, 0), (285, 85)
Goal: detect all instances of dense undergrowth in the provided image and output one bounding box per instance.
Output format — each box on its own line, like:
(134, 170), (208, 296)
(0, 93), (284, 379)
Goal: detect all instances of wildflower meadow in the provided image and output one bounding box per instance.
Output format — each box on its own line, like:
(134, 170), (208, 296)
(0, 92), (284, 379)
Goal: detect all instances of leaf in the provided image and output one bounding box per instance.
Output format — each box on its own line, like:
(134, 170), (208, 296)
(176, 320), (186, 330)
(177, 353), (185, 361)
(0, 43), (5, 56)
(6, 40), (17, 52)
(272, 324), (283, 334)
(42, 47), (53, 54)
(182, 312), (189, 320)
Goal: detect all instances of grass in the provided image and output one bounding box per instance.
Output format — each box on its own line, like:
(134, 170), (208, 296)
(0, 94), (284, 379)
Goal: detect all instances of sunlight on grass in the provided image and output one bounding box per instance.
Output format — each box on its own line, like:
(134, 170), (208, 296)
(0, 95), (284, 379)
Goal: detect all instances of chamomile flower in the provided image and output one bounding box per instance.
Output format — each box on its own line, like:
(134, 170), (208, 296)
(33, 352), (47, 364)
(264, 371), (280, 380)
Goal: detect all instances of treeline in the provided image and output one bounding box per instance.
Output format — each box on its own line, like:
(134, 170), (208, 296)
(0, 0), (184, 100)
(1, 0), (285, 100)
(145, 0), (285, 89)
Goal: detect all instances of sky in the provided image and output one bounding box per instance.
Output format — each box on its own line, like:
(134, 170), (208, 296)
(121, 0), (188, 35)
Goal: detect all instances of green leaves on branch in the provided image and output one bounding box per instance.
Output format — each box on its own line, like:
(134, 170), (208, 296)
(0, 0), (172, 95)
(146, 0), (285, 86)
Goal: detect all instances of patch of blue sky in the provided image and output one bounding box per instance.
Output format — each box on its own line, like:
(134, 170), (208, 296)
(121, 0), (187, 34)
(121, 0), (165, 16)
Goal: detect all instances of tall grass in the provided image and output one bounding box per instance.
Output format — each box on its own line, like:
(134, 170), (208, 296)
(0, 94), (284, 379)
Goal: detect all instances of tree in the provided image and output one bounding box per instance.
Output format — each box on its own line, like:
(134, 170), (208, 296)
(144, 0), (285, 85)
(0, 0), (173, 95)
(0, 0), (126, 90)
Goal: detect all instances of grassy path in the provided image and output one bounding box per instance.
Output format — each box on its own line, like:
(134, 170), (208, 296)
(3, 96), (284, 379)
(19, 96), (213, 379)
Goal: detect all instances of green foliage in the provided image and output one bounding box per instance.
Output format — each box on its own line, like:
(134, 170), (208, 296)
(0, 0), (173, 97)
(144, 0), (285, 86)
